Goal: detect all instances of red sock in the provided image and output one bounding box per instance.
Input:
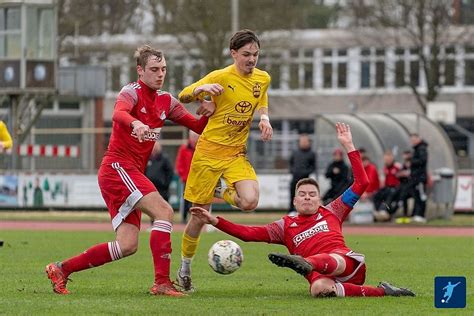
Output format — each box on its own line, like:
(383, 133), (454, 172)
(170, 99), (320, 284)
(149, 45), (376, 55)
(337, 283), (385, 297)
(150, 220), (172, 284)
(61, 241), (122, 277)
(305, 254), (338, 274)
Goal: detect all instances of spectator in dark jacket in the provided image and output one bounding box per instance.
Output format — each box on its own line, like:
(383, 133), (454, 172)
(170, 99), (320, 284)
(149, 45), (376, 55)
(145, 141), (174, 203)
(288, 134), (316, 213)
(409, 133), (429, 223)
(322, 148), (349, 204)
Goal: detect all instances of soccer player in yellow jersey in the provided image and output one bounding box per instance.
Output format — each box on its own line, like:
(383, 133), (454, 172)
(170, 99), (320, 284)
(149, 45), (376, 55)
(176, 29), (273, 291)
(0, 120), (13, 153)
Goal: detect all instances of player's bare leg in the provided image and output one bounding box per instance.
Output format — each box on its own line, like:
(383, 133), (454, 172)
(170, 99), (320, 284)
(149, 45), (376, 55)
(45, 220), (138, 295)
(219, 179), (258, 212)
(177, 203), (210, 292)
(135, 191), (184, 296)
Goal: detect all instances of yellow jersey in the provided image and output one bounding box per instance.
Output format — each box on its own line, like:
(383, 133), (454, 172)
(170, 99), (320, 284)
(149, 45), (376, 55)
(179, 64), (270, 151)
(0, 121), (12, 150)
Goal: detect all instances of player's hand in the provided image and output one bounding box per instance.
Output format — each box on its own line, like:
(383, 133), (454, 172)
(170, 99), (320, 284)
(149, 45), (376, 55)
(190, 206), (218, 225)
(336, 122), (355, 152)
(259, 119), (273, 142)
(194, 84), (224, 96)
(196, 100), (216, 117)
(131, 120), (150, 143)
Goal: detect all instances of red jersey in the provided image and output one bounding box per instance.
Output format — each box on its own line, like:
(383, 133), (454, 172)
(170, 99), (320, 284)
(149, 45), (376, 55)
(383, 162), (401, 187)
(364, 162), (380, 194)
(215, 150), (369, 257)
(175, 143), (195, 182)
(102, 80), (207, 172)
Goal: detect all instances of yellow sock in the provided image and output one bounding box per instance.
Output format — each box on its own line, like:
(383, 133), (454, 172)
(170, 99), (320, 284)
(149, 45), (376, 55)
(223, 187), (238, 208)
(181, 233), (200, 259)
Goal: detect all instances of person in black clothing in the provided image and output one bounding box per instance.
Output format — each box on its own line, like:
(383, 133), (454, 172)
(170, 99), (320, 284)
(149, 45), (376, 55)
(322, 148), (349, 204)
(395, 150), (413, 223)
(409, 134), (429, 223)
(288, 134), (316, 213)
(145, 141), (174, 206)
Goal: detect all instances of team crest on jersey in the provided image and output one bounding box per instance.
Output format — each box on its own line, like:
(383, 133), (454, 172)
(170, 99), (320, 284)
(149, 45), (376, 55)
(160, 111), (166, 120)
(131, 127), (161, 141)
(292, 220), (329, 247)
(252, 82), (261, 98)
(234, 101), (252, 114)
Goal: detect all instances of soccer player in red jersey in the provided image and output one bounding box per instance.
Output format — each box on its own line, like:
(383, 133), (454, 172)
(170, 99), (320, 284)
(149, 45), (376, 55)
(45, 45), (215, 296)
(191, 122), (415, 298)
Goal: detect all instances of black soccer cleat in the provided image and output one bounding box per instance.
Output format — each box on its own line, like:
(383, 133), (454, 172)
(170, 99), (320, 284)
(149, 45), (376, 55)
(378, 281), (415, 297)
(268, 253), (313, 276)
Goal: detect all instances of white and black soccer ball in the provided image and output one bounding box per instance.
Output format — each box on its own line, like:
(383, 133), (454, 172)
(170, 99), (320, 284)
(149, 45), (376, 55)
(208, 240), (243, 275)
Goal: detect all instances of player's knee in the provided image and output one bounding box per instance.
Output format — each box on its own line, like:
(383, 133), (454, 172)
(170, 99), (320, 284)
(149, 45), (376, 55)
(120, 240), (139, 257)
(310, 278), (337, 298)
(239, 197), (258, 212)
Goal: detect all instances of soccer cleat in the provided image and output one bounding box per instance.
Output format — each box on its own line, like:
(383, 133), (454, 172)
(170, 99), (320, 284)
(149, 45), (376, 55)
(45, 262), (70, 295)
(378, 281), (415, 297)
(268, 253), (313, 276)
(150, 280), (186, 297)
(176, 271), (195, 293)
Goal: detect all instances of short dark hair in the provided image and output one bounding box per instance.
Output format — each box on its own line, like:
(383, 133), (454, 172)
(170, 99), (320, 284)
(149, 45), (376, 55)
(295, 178), (320, 195)
(134, 45), (163, 69)
(229, 29), (260, 51)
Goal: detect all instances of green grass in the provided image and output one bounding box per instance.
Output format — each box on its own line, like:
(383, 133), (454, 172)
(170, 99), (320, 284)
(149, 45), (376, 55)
(0, 231), (473, 315)
(0, 210), (472, 226)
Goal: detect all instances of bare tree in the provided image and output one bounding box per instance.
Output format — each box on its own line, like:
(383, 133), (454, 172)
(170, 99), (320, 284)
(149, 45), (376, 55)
(58, 0), (140, 54)
(147, 0), (339, 73)
(346, 0), (470, 113)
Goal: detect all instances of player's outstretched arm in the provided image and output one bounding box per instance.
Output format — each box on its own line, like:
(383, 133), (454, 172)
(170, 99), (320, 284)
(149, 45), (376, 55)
(325, 123), (369, 221)
(190, 207), (281, 243)
(336, 122), (356, 152)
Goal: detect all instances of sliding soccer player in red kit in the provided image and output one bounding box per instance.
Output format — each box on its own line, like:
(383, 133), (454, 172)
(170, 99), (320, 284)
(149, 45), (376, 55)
(191, 122), (415, 298)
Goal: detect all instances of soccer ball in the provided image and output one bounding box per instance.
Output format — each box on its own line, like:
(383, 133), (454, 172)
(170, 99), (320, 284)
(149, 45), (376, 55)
(208, 240), (243, 275)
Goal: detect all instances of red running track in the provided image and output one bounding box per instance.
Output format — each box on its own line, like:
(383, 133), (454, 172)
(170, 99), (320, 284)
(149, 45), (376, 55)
(0, 221), (472, 236)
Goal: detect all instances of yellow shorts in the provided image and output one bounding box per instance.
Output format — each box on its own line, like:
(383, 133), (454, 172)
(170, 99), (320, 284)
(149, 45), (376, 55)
(184, 149), (257, 205)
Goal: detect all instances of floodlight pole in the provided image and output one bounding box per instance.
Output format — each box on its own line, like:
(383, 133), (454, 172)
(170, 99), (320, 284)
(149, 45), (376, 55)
(231, 0), (239, 34)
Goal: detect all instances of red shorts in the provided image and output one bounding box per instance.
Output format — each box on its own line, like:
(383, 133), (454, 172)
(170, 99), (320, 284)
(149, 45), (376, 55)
(306, 250), (366, 286)
(98, 161), (156, 231)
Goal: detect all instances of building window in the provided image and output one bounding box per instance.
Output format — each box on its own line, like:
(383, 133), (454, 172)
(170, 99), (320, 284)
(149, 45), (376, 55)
(360, 61), (370, 88)
(360, 48), (385, 88)
(0, 7), (21, 58)
(323, 63), (332, 88)
(337, 63), (347, 88)
(464, 46), (474, 86)
(410, 61), (419, 86)
(173, 64), (184, 92)
(111, 66), (121, 92)
(289, 63), (299, 89)
(465, 60), (474, 86)
(443, 46), (456, 86)
(375, 61), (385, 87)
(304, 63), (313, 89)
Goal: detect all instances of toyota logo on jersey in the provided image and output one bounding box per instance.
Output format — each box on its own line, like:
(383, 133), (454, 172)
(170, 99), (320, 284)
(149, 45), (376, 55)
(131, 127), (162, 141)
(292, 220), (330, 247)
